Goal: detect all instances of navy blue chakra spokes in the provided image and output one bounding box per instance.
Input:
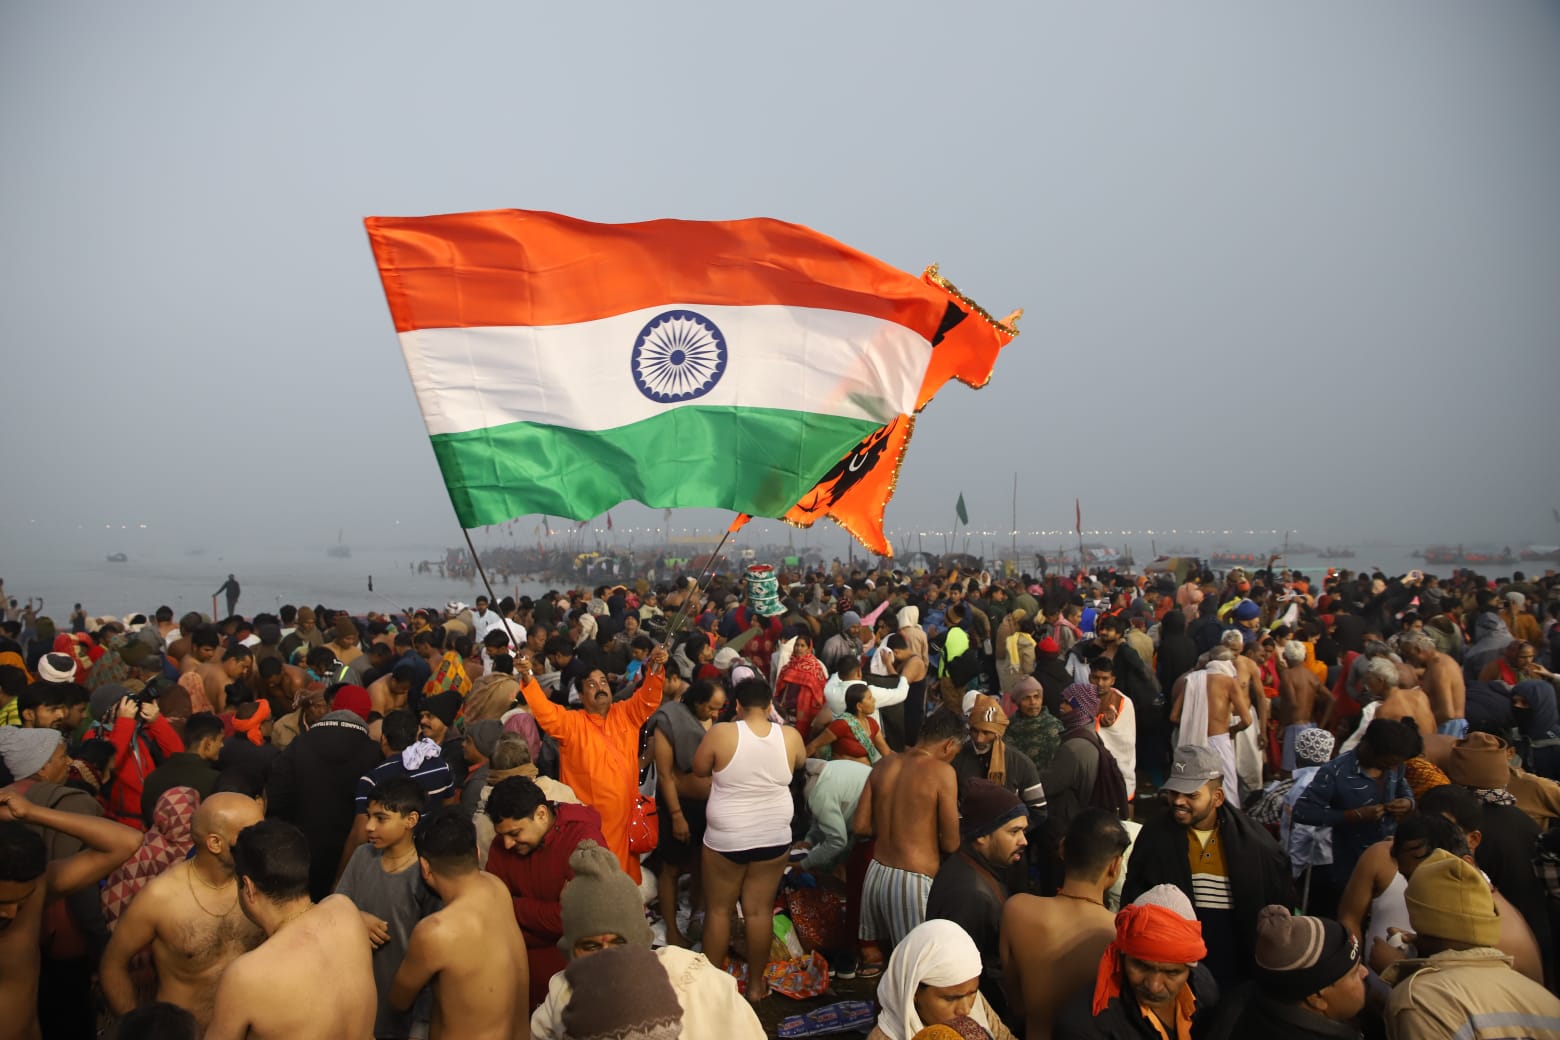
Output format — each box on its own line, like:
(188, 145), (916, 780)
(631, 310), (728, 403)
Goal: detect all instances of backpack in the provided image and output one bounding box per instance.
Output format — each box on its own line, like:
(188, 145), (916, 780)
(1073, 730), (1131, 819)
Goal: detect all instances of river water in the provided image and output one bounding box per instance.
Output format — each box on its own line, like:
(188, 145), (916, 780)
(3, 539), (1506, 623)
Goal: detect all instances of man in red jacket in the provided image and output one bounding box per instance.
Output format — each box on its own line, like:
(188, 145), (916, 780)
(483, 775), (607, 1010)
(104, 691), (183, 828)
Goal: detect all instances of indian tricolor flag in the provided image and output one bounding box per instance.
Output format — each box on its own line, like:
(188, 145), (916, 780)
(364, 209), (1018, 553)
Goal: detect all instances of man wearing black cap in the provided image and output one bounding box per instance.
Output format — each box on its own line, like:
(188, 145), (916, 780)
(1211, 905), (1367, 1037)
(924, 778), (1028, 1021)
(1123, 744), (1293, 991)
(417, 689), (467, 787)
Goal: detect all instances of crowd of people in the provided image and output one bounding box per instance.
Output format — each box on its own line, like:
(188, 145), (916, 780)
(2, 560), (1560, 1039)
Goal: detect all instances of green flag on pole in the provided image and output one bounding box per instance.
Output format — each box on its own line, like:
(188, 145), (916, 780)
(955, 492), (968, 525)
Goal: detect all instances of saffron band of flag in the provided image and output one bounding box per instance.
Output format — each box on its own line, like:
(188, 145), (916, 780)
(365, 209), (1017, 539)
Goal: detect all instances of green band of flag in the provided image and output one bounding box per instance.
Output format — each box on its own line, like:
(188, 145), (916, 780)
(429, 406), (880, 528)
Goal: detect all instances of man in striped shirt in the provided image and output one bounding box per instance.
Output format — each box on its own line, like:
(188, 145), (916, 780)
(1122, 744), (1293, 991)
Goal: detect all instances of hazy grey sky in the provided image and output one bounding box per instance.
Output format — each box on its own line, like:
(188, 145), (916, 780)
(4, 1), (1558, 561)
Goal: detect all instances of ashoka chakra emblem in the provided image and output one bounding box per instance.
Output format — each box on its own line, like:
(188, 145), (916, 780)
(631, 310), (728, 404)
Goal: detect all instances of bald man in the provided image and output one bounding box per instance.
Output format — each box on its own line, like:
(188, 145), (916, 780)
(101, 793), (266, 1029)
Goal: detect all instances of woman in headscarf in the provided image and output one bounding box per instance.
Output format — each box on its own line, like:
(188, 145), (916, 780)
(995, 612), (1036, 698)
(868, 919), (1015, 1040)
(1512, 679), (1560, 779)
(775, 630), (828, 725)
(1463, 612), (1514, 682)
(101, 786), (199, 926)
(423, 633), (473, 699)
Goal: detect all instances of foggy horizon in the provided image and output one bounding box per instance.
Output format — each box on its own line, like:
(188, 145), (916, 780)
(4, 2), (1558, 572)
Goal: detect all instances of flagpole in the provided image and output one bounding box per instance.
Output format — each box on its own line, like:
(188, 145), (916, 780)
(460, 527), (505, 623)
(1011, 472), (1018, 577)
(1075, 497), (1085, 569)
(661, 525), (736, 643)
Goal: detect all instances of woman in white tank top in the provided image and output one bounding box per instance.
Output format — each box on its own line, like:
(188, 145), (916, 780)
(693, 675), (807, 1001)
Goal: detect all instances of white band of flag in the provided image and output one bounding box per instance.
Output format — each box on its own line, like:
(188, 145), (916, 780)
(398, 303), (933, 438)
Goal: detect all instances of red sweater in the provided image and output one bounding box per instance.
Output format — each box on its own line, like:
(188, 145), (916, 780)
(483, 801), (605, 948)
(105, 715), (184, 828)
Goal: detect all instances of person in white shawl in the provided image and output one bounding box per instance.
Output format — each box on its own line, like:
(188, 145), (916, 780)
(868, 919), (1016, 1040)
(1171, 652), (1246, 805)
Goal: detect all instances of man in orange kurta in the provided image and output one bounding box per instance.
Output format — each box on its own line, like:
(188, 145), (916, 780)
(516, 647), (666, 882)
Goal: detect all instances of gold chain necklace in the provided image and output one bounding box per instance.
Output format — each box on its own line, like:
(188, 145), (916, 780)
(186, 863), (237, 918)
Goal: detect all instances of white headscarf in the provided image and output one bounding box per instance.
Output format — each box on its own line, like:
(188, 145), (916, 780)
(874, 919), (989, 1040)
(1205, 659), (1238, 678)
(898, 606), (921, 630)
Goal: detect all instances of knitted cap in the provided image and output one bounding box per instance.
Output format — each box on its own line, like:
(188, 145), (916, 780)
(331, 685), (371, 722)
(1253, 905), (1361, 1001)
(561, 944), (681, 1040)
(0, 726), (62, 779)
(420, 690), (461, 727)
(559, 841), (654, 955)
(959, 778), (1027, 840)
(1404, 849), (1500, 946)
(1132, 883), (1197, 920)
(1293, 727), (1336, 768)
(1233, 600), (1261, 621)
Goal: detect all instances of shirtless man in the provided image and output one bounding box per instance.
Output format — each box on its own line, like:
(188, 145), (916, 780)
(0, 790), (141, 1040)
(200, 644), (252, 714)
(1224, 631), (1267, 796)
(1398, 630), (1467, 737)
(1365, 657), (1435, 737)
(366, 665), (414, 720)
(1001, 809), (1129, 1040)
(102, 793), (266, 1029)
(1277, 641), (1333, 773)
(392, 810), (527, 1039)
(205, 820), (377, 1040)
(1168, 649), (1247, 805)
(850, 708), (964, 953)
(182, 624), (223, 678)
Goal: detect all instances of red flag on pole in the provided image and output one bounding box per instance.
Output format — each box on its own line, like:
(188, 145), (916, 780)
(607, 512), (613, 531)
(1075, 498), (1081, 534)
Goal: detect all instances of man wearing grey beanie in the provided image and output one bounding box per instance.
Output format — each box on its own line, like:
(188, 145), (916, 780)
(1210, 905), (1366, 1037)
(531, 842), (765, 1040)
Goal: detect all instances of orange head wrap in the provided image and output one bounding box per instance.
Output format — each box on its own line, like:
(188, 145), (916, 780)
(232, 699), (272, 745)
(1092, 902), (1207, 1015)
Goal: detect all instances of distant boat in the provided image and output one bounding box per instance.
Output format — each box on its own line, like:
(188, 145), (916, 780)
(106, 553), (128, 563)
(1210, 551), (1263, 567)
(1317, 547), (1356, 560)
(328, 528), (351, 558)
(1423, 545), (1514, 566)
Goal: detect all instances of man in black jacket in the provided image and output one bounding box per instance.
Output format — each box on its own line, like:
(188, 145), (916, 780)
(265, 693), (381, 900)
(924, 779), (1028, 1022)
(1122, 744), (1293, 992)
